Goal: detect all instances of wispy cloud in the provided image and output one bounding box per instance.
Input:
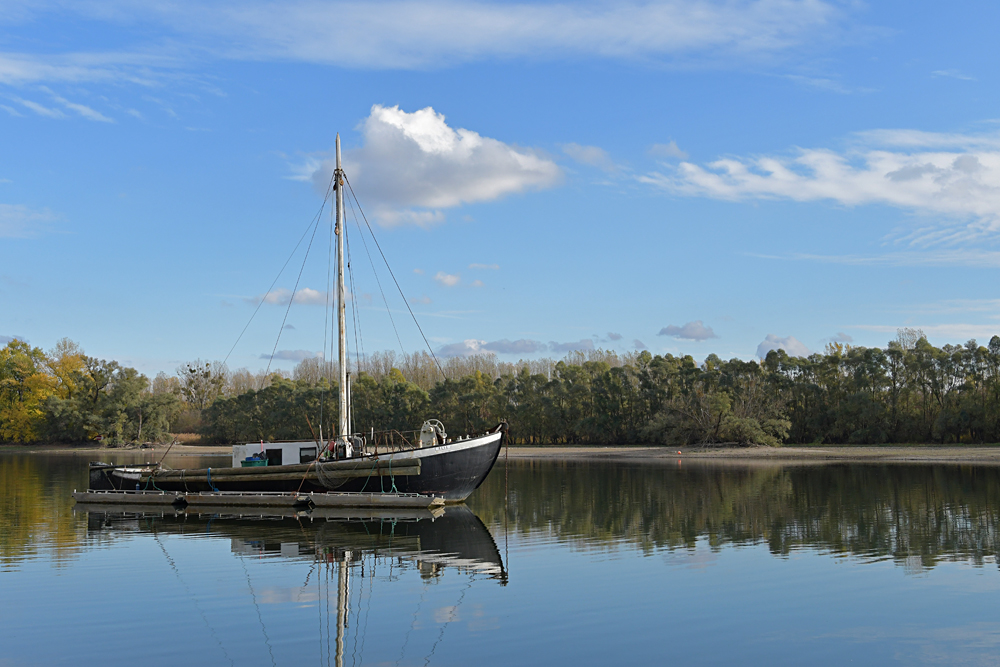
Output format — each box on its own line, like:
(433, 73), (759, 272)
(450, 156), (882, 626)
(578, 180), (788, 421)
(932, 69), (975, 81)
(756, 249), (1000, 268)
(648, 141), (688, 160)
(562, 143), (617, 171)
(468, 263), (499, 270)
(0, 203), (58, 237)
(50, 0), (844, 70)
(642, 128), (1000, 245)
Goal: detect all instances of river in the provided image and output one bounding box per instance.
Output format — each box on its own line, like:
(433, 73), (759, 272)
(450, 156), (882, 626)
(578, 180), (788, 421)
(2, 450), (999, 665)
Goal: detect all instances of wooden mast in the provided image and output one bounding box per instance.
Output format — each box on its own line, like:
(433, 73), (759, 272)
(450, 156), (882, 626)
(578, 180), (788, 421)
(335, 134), (349, 448)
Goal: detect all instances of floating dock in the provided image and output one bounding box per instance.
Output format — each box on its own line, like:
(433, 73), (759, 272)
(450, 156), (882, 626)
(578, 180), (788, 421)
(72, 489), (445, 510)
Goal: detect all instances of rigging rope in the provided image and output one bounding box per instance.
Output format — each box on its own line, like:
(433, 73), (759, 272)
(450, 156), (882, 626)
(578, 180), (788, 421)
(224, 173), (336, 367)
(345, 191), (406, 358)
(265, 211), (324, 375)
(344, 176), (446, 379)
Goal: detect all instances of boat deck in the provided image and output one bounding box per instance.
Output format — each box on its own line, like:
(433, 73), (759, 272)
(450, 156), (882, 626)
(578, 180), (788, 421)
(72, 489), (446, 510)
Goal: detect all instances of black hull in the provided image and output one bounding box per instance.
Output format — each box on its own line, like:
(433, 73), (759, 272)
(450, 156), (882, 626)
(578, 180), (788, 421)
(93, 428), (504, 502)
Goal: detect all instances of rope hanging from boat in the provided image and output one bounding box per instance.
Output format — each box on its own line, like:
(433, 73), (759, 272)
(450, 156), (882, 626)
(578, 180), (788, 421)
(344, 175), (446, 379)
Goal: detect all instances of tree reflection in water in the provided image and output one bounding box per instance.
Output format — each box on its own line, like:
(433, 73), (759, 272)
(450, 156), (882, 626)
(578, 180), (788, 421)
(3, 452), (1000, 571)
(469, 459), (1000, 569)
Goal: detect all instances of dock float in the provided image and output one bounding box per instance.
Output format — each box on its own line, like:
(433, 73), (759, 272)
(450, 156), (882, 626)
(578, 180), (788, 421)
(72, 489), (444, 510)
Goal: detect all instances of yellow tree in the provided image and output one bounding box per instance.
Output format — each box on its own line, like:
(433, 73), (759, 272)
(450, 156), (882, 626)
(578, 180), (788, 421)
(0, 340), (55, 443)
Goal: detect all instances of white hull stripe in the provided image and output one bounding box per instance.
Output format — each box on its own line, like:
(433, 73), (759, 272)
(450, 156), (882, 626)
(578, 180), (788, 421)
(377, 431), (502, 461)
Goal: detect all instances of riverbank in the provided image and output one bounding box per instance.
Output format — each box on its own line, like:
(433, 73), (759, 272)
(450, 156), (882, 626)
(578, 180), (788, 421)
(8, 442), (1000, 465)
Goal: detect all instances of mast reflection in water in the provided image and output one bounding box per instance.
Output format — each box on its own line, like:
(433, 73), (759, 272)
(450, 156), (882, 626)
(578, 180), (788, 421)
(82, 504), (505, 667)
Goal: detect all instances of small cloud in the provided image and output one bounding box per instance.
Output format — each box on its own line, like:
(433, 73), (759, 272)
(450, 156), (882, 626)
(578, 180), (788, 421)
(607, 332), (623, 341)
(438, 339), (486, 357)
(410, 295), (432, 304)
(932, 69), (975, 81)
(468, 263), (499, 270)
(830, 331), (853, 343)
(550, 339), (595, 353)
(561, 143), (616, 171)
(648, 141), (688, 160)
(658, 320), (717, 341)
(633, 339), (647, 350)
(260, 349), (321, 361)
(756, 334), (810, 358)
(434, 271), (460, 287)
(282, 324), (296, 330)
(470, 279), (484, 287)
(247, 287), (327, 305)
(413, 268), (424, 275)
(438, 338), (547, 357)
(485, 339), (546, 354)
(0, 105), (22, 117)
(0, 334), (27, 346)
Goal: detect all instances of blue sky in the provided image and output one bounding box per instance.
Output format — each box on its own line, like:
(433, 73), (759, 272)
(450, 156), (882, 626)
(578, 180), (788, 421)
(3, 0), (1000, 375)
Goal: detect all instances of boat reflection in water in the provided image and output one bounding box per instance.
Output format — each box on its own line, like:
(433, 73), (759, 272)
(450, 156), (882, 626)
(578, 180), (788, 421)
(78, 503), (505, 666)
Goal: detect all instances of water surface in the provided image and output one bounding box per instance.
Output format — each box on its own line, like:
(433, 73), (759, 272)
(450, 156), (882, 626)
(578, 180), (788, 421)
(3, 451), (1000, 665)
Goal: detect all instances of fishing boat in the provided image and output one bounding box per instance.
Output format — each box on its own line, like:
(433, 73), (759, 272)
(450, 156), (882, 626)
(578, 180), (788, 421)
(87, 135), (505, 503)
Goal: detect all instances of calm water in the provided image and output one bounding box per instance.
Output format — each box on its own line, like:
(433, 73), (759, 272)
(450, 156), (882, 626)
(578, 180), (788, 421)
(3, 452), (1000, 665)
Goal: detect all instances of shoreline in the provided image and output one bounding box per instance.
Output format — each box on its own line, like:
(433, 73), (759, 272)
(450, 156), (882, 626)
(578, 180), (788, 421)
(7, 442), (1000, 465)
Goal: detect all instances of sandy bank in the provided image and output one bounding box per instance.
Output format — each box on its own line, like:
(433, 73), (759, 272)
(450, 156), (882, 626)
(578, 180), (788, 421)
(502, 444), (1000, 465)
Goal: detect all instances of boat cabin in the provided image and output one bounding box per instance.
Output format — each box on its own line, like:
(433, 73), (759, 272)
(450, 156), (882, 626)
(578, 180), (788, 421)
(232, 441), (318, 468)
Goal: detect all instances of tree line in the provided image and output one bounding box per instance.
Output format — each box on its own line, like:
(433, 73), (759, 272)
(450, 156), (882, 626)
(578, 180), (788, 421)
(4, 328), (1000, 446)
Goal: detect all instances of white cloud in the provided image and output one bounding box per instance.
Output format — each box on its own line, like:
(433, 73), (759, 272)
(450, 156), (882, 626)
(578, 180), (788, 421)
(308, 105), (561, 226)
(642, 129), (1000, 244)
(756, 334), (810, 358)
(608, 332), (623, 341)
(434, 271), (460, 287)
(409, 295), (432, 304)
(249, 287), (328, 305)
(658, 320), (717, 341)
(413, 268), (424, 274)
(470, 279), (484, 287)
(648, 141), (688, 160)
(562, 143), (616, 171)
(0, 203), (57, 237)
(468, 263), (499, 270)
